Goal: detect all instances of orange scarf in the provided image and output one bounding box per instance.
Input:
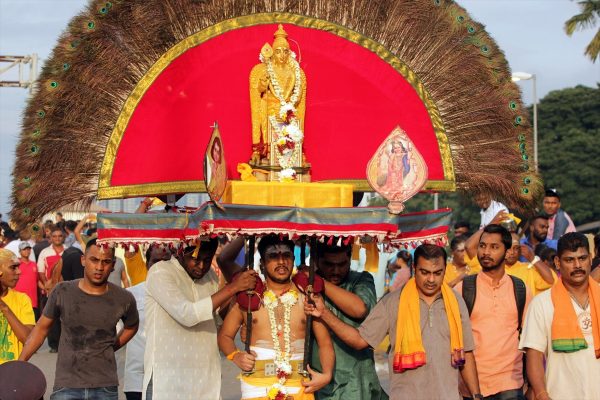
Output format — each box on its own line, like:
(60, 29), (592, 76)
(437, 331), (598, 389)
(551, 277), (600, 358)
(393, 278), (464, 372)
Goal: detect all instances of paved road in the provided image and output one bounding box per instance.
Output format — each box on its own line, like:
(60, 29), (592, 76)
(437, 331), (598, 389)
(32, 340), (390, 399)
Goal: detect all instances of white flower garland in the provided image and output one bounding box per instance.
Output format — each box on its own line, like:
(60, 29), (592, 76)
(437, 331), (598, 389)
(263, 288), (299, 398)
(262, 51), (304, 180)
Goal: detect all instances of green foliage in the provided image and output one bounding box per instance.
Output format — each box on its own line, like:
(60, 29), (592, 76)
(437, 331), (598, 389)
(564, 0), (600, 62)
(535, 84), (600, 226)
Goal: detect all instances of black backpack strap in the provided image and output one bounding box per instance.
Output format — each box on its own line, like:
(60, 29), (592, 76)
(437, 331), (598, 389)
(509, 275), (527, 334)
(461, 274), (478, 316)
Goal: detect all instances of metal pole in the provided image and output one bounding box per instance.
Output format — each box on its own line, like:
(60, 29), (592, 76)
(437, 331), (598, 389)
(532, 74), (538, 171)
(433, 193), (439, 210)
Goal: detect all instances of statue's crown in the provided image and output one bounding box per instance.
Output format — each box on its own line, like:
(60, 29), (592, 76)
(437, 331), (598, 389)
(273, 24), (290, 49)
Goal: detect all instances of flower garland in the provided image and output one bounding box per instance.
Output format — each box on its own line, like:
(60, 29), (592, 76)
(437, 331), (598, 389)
(262, 51), (304, 181)
(262, 288), (299, 400)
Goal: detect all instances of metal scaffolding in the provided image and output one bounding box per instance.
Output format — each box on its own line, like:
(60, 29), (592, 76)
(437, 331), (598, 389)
(0, 54), (38, 92)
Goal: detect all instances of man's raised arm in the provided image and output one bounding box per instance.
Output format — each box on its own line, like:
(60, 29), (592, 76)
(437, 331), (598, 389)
(217, 237), (246, 282)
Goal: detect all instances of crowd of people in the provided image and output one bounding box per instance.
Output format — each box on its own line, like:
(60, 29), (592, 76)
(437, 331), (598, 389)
(0, 188), (599, 400)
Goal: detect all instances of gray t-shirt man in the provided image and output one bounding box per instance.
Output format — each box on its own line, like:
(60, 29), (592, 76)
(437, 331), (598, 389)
(358, 288), (475, 400)
(44, 280), (139, 390)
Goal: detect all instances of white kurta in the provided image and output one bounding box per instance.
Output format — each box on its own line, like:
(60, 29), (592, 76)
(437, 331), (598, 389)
(143, 257), (221, 400)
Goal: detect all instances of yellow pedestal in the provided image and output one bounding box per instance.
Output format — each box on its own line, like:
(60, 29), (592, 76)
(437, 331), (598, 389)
(222, 181), (354, 207)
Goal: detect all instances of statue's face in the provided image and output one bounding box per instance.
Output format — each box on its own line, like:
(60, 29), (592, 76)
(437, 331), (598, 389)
(273, 46), (290, 65)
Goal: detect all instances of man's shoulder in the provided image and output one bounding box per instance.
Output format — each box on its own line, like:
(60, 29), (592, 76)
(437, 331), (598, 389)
(531, 287), (552, 305)
(55, 280), (78, 290)
(507, 262), (530, 274)
(526, 288), (553, 319)
(346, 270), (374, 287)
(51, 280), (79, 297)
(380, 288), (402, 307)
(5, 288), (31, 304)
(38, 245), (53, 257)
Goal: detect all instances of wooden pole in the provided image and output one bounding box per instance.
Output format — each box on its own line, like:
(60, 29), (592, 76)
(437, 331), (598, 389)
(244, 235), (256, 353)
(301, 236), (316, 376)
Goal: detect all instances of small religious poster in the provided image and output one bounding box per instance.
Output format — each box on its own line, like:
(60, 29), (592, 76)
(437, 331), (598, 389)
(204, 122), (228, 203)
(366, 126), (428, 213)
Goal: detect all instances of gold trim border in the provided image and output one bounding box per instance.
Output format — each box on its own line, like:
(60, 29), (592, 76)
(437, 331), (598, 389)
(98, 12), (455, 200)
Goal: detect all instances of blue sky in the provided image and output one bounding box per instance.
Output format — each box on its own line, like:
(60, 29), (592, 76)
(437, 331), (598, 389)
(0, 0), (598, 218)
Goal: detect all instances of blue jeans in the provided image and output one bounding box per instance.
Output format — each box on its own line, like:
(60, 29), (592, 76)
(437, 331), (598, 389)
(50, 386), (118, 400)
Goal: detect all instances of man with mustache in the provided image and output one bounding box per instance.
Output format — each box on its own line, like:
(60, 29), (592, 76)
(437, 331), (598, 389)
(218, 235), (334, 399)
(519, 232), (600, 400)
(144, 238), (256, 400)
(19, 239), (139, 399)
(305, 244), (480, 400)
(504, 232), (555, 296)
(520, 215), (557, 262)
(307, 240), (387, 399)
(456, 224), (532, 400)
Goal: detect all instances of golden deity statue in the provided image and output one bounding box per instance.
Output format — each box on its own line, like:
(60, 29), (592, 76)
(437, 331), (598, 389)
(250, 25), (307, 174)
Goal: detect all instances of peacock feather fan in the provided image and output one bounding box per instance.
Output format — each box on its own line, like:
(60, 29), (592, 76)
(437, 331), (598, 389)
(11, 0), (542, 225)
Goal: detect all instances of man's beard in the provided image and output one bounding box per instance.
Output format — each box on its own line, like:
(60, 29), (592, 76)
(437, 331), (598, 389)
(533, 231), (547, 242)
(480, 255), (505, 271)
(266, 268), (292, 284)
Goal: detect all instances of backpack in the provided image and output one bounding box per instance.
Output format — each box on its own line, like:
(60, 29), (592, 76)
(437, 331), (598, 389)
(462, 274), (527, 334)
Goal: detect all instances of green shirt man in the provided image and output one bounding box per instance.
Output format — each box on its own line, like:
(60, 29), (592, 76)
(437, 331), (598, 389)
(310, 243), (388, 400)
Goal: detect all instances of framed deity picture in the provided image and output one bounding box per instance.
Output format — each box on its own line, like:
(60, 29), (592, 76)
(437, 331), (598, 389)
(204, 123), (228, 203)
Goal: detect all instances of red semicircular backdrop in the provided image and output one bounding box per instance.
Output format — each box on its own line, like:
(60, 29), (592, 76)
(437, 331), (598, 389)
(106, 23), (448, 194)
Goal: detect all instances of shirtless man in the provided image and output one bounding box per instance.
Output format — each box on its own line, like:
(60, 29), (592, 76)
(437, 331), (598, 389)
(218, 235), (334, 399)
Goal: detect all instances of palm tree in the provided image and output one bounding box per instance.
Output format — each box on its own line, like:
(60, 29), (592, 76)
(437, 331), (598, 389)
(564, 0), (600, 62)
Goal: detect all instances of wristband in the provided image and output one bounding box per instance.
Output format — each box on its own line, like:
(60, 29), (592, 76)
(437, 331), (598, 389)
(226, 349), (240, 361)
(528, 255), (541, 268)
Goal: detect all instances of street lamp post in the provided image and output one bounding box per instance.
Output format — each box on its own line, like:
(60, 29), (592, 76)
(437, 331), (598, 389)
(511, 72), (538, 171)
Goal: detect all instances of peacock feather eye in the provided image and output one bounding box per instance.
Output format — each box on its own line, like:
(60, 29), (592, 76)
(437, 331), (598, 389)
(70, 39), (80, 48)
(37, 110), (45, 118)
(523, 177), (531, 185)
(87, 21), (95, 29)
(519, 142), (526, 151)
(23, 208), (31, 217)
(457, 15), (465, 23)
(518, 134), (526, 141)
(32, 224), (40, 232)
(433, 0), (441, 5)
(514, 116), (523, 125)
(30, 144), (40, 154)
(509, 101), (517, 110)
(523, 164), (530, 171)
(105, 2), (113, 8)
(480, 45), (489, 54)
(50, 81), (59, 88)
(467, 25), (475, 33)
(99, 6), (108, 15)
(63, 63), (71, 71)
(32, 129), (41, 138)
(522, 188), (530, 195)
(522, 154), (528, 161)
